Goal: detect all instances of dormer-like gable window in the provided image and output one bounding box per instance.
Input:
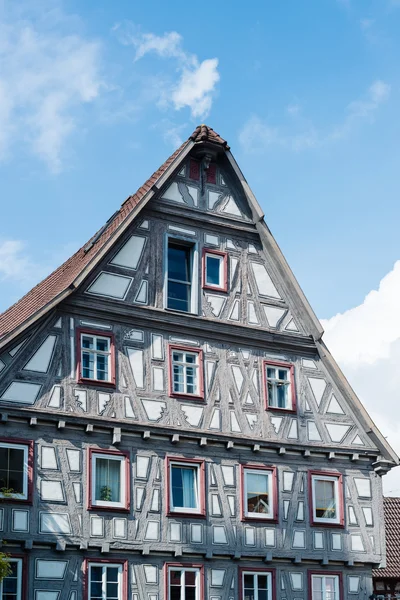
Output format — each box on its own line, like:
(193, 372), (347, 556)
(76, 329), (115, 387)
(165, 238), (199, 314)
(263, 360), (296, 412)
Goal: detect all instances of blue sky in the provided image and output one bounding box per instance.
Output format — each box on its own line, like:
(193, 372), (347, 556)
(2, 0), (400, 489)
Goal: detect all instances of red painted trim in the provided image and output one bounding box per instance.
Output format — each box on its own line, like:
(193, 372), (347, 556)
(206, 163), (217, 184)
(76, 328), (116, 388)
(168, 345), (204, 401)
(238, 567), (276, 600)
(308, 570), (343, 600)
(240, 464), (278, 523)
(166, 456), (206, 518)
(189, 159), (200, 180)
(164, 563), (205, 600)
(0, 438), (34, 504)
(263, 360), (297, 413)
(5, 554), (28, 600)
(308, 470), (345, 528)
(87, 448), (130, 512)
(83, 558), (128, 600)
(202, 249), (228, 292)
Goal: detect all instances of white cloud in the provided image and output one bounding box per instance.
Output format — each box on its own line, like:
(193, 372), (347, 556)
(321, 261), (400, 494)
(114, 24), (220, 120)
(239, 80), (390, 153)
(0, 239), (42, 282)
(0, 2), (103, 171)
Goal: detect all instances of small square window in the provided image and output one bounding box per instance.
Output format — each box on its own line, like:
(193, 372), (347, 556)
(0, 558), (23, 599)
(89, 450), (129, 511)
(241, 466), (277, 521)
(310, 472), (343, 526)
(77, 330), (115, 386)
(240, 569), (274, 600)
(203, 250), (227, 292)
(86, 561), (126, 600)
(167, 458), (205, 517)
(169, 346), (204, 399)
(264, 361), (296, 412)
(310, 573), (341, 600)
(166, 564), (203, 600)
(0, 441), (31, 501)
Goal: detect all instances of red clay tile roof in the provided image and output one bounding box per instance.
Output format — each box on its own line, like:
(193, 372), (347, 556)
(189, 124), (230, 149)
(0, 139), (190, 342)
(373, 497), (400, 578)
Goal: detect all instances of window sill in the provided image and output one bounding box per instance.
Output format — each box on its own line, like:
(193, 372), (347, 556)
(77, 377), (116, 389)
(0, 496), (31, 505)
(170, 392), (205, 402)
(241, 515), (278, 523)
(202, 285), (228, 293)
(311, 521), (344, 529)
(165, 307), (199, 316)
(265, 405), (296, 414)
(88, 504), (130, 513)
(167, 510), (206, 519)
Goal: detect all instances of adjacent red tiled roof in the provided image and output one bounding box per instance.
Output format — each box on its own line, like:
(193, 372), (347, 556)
(0, 139), (191, 342)
(373, 497), (400, 578)
(189, 124), (230, 149)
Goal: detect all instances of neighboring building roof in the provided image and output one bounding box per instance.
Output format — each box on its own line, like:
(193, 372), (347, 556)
(373, 497), (400, 578)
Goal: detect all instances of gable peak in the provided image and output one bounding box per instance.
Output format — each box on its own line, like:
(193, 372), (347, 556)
(189, 124), (230, 150)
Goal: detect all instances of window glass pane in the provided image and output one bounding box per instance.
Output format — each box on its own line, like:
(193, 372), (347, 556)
(107, 567), (119, 582)
(246, 472), (269, 514)
(185, 571), (196, 586)
(171, 466), (197, 509)
(206, 255), (221, 286)
(82, 351), (95, 379)
(97, 338), (109, 352)
(258, 575), (268, 589)
(267, 367), (276, 379)
(95, 458), (121, 502)
(170, 570), (181, 585)
(0, 447), (24, 494)
(168, 245), (191, 282)
(173, 364), (184, 393)
(82, 335), (94, 349)
(315, 479), (337, 519)
(168, 281), (190, 312)
(96, 354), (108, 381)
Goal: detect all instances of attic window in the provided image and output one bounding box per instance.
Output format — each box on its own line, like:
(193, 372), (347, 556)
(77, 329), (116, 386)
(189, 159), (200, 180)
(206, 163), (217, 184)
(264, 360), (296, 412)
(202, 250), (227, 292)
(165, 238), (199, 314)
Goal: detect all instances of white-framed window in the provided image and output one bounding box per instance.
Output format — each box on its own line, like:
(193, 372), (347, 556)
(0, 442), (29, 500)
(242, 570), (273, 600)
(311, 574), (340, 600)
(0, 558), (22, 600)
(203, 251), (226, 290)
(91, 452), (126, 509)
(169, 460), (202, 514)
(171, 348), (202, 397)
(88, 563), (123, 600)
(265, 363), (293, 410)
(243, 467), (275, 520)
(167, 566), (201, 600)
(80, 333), (112, 382)
(311, 474), (341, 525)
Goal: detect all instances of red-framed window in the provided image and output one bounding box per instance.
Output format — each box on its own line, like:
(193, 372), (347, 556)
(83, 559), (128, 600)
(0, 554), (27, 600)
(0, 438), (33, 503)
(263, 360), (296, 413)
(189, 159), (200, 181)
(76, 329), (116, 387)
(164, 563), (204, 600)
(308, 571), (343, 600)
(206, 163), (217, 184)
(87, 448), (130, 512)
(240, 464), (278, 522)
(166, 457), (206, 518)
(202, 249), (228, 292)
(239, 567), (276, 600)
(309, 471), (344, 528)
(168, 345), (204, 400)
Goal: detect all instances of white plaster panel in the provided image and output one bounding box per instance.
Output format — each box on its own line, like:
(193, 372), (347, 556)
(314, 532), (324, 549)
(170, 522), (181, 542)
(354, 478), (372, 498)
(350, 535), (365, 552)
(36, 560), (68, 579)
(134, 280), (148, 304)
(142, 399), (166, 421)
(98, 392), (110, 415)
(12, 509), (29, 531)
(265, 528), (275, 547)
(1, 381), (41, 404)
(292, 530), (305, 548)
(308, 377), (327, 407)
(150, 489), (160, 512)
(74, 389), (87, 412)
(205, 234), (219, 246)
(247, 301), (259, 324)
(326, 423), (351, 443)
(66, 449), (80, 472)
(302, 358), (317, 369)
(127, 348), (144, 388)
(169, 225), (196, 235)
(263, 305), (286, 327)
(136, 487), (145, 509)
(231, 365), (244, 393)
(209, 408), (221, 430)
(23, 335), (56, 372)
(348, 506), (357, 524)
(211, 570), (225, 587)
(206, 294), (226, 317)
(90, 516), (104, 537)
(352, 434), (365, 446)
(208, 191), (221, 210)
(221, 466), (235, 486)
(288, 420), (298, 439)
(227, 495), (235, 516)
(283, 471), (294, 492)
(110, 235), (146, 269)
(41, 447), (58, 470)
(113, 518), (127, 539)
(191, 524), (203, 543)
(348, 576), (360, 594)
(211, 495), (222, 516)
(221, 195), (241, 216)
(290, 573), (303, 591)
(151, 334), (164, 359)
(326, 395), (345, 414)
(213, 525), (227, 544)
(145, 521), (160, 540)
(331, 533), (342, 550)
(40, 513), (71, 534)
(0, 359), (4, 372)
(283, 500), (290, 520)
(229, 299), (240, 321)
(250, 262), (280, 298)
(124, 397), (135, 418)
(162, 182), (185, 203)
(230, 411), (241, 432)
(296, 501), (304, 521)
(136, 456), (150, 479)
(152, 367), (165, 391)
(40, 480), (64, 502)
(9, 340), (26, 356)
(245, 527), (255, 545)
(144, 565), (158, 584)
(181, 405), (203, 427)
(270, 416), (282, 433)
(35, 593), (60, 600)
(48, 386), (62, 408)
(187, 186), (198, 206)
(307, 421), (322, 441)
(140, 219), (149, 229)
(362, 506), (373, 526)
(87, 272), (132, 299)
(285, 318), (299, 332)
(72, 482), (81, 503)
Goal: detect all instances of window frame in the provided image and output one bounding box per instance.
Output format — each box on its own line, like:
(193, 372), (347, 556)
(166, 457), (206, 518)
(164, 235), (199, 315)
(88, 448), (130, 512)
(309, 471), (344, 528)
(168, 345), (204, 401)
(308, 571), (343, 600)
(238, 567), (275, 600)
(202, 249), (228, 292)
(164, 563), (204, 600)
(263, 360), (296, 413)
(0, 555), (26, 600)
(76, 328), (116, 387)
(84, 559), (128, 600)
(240, 464), (278, 522)
(0, 438), (33, 504)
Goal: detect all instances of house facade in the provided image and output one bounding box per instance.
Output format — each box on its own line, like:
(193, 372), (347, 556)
(0, 125), (397, 600)
(373, 497), (400, 598)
